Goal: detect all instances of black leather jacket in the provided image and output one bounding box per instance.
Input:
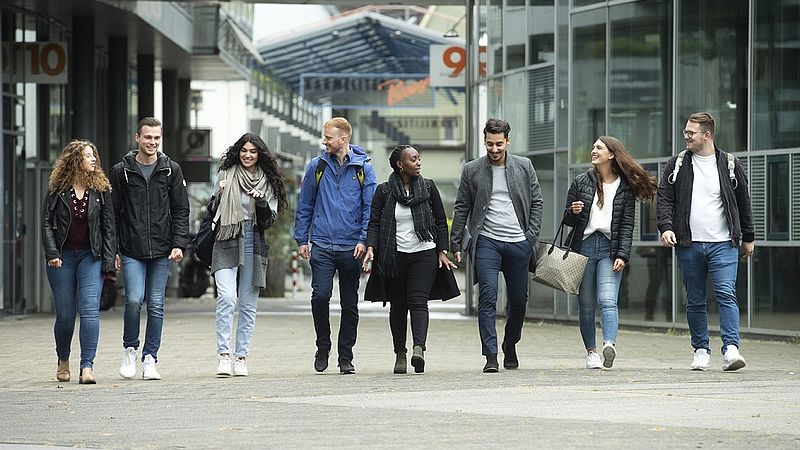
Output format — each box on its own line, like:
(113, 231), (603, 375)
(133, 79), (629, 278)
(563, 169), (635, 263)
(108, 151), (190, 259)
(41, 190), (117, 273)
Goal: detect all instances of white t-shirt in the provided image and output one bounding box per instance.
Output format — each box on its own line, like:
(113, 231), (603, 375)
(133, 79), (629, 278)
(479, 165), (526, 243)
(583, 176), (621, 240)
(689, 154), (730, 242)
(395, 200), (436, 253)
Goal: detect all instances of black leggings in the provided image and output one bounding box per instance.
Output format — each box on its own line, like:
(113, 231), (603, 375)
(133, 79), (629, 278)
(386, 248), (438, 354)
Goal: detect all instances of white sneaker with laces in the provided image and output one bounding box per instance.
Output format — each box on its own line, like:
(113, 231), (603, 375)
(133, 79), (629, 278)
(142, 354), (161, 380)
(119, 347), (137, 379)
(216, 354), (232, 377)
(602, 341), (616, 368)
(232, 357), (248, 377)
(722, 345), (746, 371)
(586, 351), (602, 369)
(690, 348), (710, 371)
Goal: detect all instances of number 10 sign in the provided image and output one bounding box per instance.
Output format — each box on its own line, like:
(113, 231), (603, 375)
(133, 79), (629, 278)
(429, 45), (486, 88)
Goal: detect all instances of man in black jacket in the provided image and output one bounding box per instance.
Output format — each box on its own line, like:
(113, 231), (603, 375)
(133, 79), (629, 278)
(657, 112), (754, 372)
(109, 117), (190, 380)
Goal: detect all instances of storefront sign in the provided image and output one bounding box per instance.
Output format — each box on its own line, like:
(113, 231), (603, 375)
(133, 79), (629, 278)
(429, 44), (486, 87)
(300, 73), (434, 109)
(2, 42), (68, 84)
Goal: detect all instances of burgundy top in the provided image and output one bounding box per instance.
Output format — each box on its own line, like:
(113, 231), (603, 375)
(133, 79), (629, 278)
(64, 189), (90, 250)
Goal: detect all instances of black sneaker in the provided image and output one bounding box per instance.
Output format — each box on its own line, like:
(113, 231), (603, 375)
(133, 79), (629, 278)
(338, 359), (355, 374)
(502, 341), (518, 370)
(483, 354), (499, 373)
(314, 350), (329, 372)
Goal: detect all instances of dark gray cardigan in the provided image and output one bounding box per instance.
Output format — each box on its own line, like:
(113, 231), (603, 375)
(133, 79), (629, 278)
(210, 193), (276, 289)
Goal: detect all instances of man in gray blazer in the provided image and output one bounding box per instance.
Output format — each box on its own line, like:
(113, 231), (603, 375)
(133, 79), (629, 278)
(451, 118), (544, 373)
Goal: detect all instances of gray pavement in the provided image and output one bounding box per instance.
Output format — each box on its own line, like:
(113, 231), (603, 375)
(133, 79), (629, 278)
(1, 288), (799, 449)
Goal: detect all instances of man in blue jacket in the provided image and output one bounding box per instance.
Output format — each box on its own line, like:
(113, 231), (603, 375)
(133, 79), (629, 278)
(295, 117), (377, 374)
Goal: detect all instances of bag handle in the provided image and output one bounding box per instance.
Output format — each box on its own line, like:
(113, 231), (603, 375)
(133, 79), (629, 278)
(547, 215), (578, 261)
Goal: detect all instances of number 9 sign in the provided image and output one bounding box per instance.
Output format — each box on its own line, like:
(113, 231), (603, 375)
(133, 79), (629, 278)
(429, 45), (487, 87)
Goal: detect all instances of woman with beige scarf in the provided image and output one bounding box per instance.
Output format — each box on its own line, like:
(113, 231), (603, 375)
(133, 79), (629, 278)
(212, 133), (289, 377)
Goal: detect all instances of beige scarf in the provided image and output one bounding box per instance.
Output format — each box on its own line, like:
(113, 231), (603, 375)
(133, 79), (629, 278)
(214, 164), (268, 241)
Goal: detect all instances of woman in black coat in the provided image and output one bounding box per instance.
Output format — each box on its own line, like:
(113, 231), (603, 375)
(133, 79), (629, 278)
(563, 136), (657, 370)
(363, 145), (458, 374)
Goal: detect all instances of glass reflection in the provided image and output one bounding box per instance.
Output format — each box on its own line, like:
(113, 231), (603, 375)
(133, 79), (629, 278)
(677, 0), (748, 152)
(608, 1), (672, 159)
(618, 246), (673, 323)
(752, 247), (800, 331)
(752, 0), (800, 150)
(570, 9), (606, 163)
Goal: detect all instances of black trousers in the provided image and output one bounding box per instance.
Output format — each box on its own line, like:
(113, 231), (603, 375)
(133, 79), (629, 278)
(386, 248), (438, 354)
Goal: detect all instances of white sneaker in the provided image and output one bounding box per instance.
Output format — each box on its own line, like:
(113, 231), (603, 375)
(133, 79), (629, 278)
(142, 354), (161, 380)
(602, 341), (616, 368)
(119, 347), (137, 379)
(586, 351), (602, 369)
(722, 345), (746, 371)
(216, 354), (232, 377)
(690, 348), (711, 371)
(232, 357), (248, 377)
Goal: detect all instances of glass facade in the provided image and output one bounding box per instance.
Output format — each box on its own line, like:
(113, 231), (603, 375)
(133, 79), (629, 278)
(469, 0), (800, 335)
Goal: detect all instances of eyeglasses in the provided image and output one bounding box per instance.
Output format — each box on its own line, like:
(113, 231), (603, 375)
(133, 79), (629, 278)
(682, 130), (706, 139)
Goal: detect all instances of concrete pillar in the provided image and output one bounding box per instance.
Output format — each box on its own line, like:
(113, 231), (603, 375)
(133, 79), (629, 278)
(178, 78), (191, 130)
(71, 16), (95, 141)
(108, 37), (129, 163)
(161, 69), (178, 157)
(137, 54), (155, 119)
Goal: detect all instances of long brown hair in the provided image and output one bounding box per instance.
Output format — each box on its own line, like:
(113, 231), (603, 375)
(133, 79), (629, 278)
(594, 136), (657, 208)
(48, 140), (112, 194)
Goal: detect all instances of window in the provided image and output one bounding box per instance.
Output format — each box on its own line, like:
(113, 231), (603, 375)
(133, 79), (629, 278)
(608, 1), (672, 159)
(676, 0), (748, 152)
(767, 155), (790, 240)
(570, 9), (606, 163)
(752, 0), (800, 150)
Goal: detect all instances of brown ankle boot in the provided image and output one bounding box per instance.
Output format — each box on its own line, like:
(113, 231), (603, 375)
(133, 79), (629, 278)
(56, 359), (70, 382)
(79, 367), (96, 384)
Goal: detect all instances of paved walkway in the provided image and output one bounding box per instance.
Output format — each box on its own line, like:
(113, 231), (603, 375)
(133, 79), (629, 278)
(1, 290), (799, 449)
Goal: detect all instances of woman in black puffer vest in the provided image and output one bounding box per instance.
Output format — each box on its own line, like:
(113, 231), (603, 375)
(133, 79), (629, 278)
(563, 136), (657, 370)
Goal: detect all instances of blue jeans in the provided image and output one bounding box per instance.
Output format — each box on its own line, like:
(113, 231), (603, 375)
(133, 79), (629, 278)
(577, 232), (623, 350)
(215, 226), (259, 357)
(45, 249), (102, 369)
(309, 247), (360, 361)
(121, 256), (170, 361)
(474, 235), (532, 356)
(676, 241), (741, 354)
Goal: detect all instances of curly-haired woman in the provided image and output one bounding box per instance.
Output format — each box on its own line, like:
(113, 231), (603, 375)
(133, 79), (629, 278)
(41, 140), (116, 384)
(563, 136), (657, 369)
(212, 133), (289, 377)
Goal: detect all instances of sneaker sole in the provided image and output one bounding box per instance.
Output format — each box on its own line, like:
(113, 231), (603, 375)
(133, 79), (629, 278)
(723, 359), (746, 372)
(690, 365), (709, 371)
(602, 346), (616, 368)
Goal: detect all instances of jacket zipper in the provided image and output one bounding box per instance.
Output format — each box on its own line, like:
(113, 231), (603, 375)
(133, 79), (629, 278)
(56, 192), (73, 255)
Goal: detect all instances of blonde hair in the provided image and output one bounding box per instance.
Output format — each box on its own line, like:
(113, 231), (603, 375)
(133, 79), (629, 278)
(323, 117), (352, 138)
(48, 140), (112, 193)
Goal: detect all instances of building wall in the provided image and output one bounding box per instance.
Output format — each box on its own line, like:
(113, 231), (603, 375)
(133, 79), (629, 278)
(469, 0), (800, 335)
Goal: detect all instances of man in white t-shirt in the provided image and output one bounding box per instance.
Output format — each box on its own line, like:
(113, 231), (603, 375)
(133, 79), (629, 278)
(657, 112), (755, 372)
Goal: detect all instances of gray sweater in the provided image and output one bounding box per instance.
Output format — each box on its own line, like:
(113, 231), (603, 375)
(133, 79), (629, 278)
(450, 154), (544, 262)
